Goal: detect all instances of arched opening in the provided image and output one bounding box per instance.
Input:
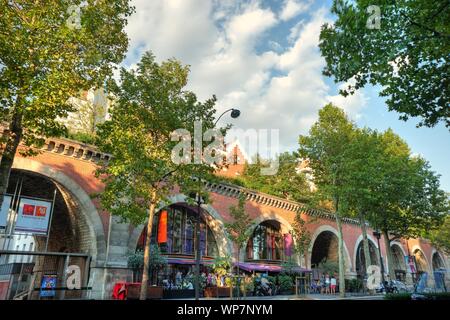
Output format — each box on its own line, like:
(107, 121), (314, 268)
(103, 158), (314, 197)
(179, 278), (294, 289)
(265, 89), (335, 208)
(245, 220), (286, 262)
(355, 240), (379, 278)
(432, 252), (447, 291)
(391, 244), (407, 281)
(414, 249), (428, 274)
(1, 169), (93, 299)
(432, 252), (445, 271)
(310, 231), (338, 268)
(135, 204), (219, 286)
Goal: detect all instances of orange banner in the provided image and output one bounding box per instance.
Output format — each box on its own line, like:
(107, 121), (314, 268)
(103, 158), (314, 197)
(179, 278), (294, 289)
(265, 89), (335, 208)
(157, 210), (168, 244)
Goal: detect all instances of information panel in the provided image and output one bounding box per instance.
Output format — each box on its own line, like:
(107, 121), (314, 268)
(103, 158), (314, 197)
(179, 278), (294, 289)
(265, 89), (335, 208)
(14, 197), (52, 235)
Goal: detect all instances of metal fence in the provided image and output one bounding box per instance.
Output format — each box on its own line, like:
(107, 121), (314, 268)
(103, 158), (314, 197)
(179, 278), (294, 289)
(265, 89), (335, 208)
(0, 250), (91, 300)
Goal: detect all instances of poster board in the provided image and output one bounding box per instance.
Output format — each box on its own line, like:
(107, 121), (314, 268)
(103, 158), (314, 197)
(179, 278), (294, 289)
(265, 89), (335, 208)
(40, 275), (57, 297)
(14, 197), (52, 235)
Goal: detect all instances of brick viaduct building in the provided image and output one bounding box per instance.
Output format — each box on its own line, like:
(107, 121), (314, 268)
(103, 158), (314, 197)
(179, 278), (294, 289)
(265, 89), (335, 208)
(4, 136), (448, 299)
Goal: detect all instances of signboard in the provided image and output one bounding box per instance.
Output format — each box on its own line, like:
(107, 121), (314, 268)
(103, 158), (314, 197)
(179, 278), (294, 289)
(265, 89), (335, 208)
(40, 275), (57, 297)
(0, 195), (12, 231)
(405, 255), (417, 274)
(14, 197), (52, 235)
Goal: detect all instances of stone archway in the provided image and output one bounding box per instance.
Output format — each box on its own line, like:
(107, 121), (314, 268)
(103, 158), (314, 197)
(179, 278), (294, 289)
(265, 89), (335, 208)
(354, 236), (380, 277)
(241, 213), (294, 264)
(308, 225), (352, 273)
(127, 194), (232, 258)
(412, 247), (429, 273)
(432, 251), (446, 271)
(11, 157), (106, 264)
(390, 243), (407, 281)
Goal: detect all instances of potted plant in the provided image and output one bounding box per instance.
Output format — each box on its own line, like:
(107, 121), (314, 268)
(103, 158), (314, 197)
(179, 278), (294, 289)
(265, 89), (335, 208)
(279, 275), (294, 295)
(126, 245), (167, 299)
(205, 256), (232, 298)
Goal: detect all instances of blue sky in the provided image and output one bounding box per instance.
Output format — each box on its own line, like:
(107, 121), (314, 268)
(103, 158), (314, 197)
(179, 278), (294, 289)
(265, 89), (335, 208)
(122, 0), (449, 191)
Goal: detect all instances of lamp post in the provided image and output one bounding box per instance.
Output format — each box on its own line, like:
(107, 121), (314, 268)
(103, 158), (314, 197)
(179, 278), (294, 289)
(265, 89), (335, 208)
(192, 107), (241, 300)
(192, 192), (204, 301)
(372, 230), (386, 287)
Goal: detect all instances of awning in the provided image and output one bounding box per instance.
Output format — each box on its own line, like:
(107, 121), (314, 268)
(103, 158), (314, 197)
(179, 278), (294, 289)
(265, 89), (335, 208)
(234, 262), (311, 273)
(166, 257), (215, 266)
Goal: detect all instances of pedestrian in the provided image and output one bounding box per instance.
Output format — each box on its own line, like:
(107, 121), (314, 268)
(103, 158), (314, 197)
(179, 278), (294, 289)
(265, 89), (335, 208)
(330, 274), (336, 294)
(325, 273), (330, 294)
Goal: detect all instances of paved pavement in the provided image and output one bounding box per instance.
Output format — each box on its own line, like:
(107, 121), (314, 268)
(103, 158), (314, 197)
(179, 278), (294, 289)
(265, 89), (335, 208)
(199, 293), (385, 300)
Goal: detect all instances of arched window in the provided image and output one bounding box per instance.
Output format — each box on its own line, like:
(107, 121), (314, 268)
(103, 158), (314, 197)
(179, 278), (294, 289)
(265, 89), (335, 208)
(246, 221), (285, 261)
(138, 205), (218, 257)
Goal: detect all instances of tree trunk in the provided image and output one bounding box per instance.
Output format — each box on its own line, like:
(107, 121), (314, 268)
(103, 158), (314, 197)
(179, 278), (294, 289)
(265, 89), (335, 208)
(335, 212), (346, 298)
(139, 189), (158, 300)
(304, 249), (309, 269)
(236, 246), (240, 299)
(382, 230), (396, 281)
(359, 212), (372, 274)
(0, 111), (23, 210)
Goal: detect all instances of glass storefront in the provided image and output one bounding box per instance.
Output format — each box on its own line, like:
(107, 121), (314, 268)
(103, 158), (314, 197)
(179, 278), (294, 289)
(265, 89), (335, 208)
(246, 221), (285, 261)
(137, 205), (218, 258)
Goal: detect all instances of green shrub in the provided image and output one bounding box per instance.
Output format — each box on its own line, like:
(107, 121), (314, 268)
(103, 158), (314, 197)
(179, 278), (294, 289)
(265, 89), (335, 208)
(345, 278), (363, 293)
(279, 275), (294, 291)
(385, 293), (412, 300)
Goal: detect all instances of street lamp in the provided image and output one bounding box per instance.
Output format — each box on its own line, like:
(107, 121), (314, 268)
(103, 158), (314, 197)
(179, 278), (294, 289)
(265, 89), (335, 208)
(372, 230), (386, 287)
(191, 108), (241, 300)
(214, 108), (241, 126)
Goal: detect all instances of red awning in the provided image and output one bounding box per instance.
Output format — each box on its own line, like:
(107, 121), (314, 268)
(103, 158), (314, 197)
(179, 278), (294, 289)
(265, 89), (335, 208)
(234, 262), (311, 273)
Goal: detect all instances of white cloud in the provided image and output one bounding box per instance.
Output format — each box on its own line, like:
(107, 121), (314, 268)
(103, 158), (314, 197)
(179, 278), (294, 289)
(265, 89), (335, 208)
(279, 0), (313, 21)
(122, 0), (368, 154)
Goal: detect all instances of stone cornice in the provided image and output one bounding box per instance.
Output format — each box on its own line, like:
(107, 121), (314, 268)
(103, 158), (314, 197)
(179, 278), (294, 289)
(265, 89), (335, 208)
(204, 181), (360, 225)
(38, 136), (112, 164)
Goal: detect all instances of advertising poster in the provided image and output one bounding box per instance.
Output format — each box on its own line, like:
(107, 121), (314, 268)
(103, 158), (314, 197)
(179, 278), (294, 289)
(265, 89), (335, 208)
(15, 197), (52, 235)
(40, 275), (57, 297)
(0, 195), (12, 231)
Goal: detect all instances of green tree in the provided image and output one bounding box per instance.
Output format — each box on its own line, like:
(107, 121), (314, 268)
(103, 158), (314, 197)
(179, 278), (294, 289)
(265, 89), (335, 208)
(291, 212), (311, 268)
(239, 152), (312, 203)
(319, 0), (450, 127)
(127, 245), (168, 284)
(95, 52), (224, 300)
(224, 194), (253, 298)
(366, 130), (448, 279)
(427, 214), (450, 255)
(341, 128), (384, 274)
(298, 103), (356, 297)
(0, 0), (133, 210)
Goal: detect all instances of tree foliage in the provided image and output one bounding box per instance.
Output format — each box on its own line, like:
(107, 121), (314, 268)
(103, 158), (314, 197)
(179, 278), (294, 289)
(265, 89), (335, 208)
(239, 152), (312, 203)
(95, 51), (226, 299)
(298, 103), (355, 296)
(0, 0), (133, 208)
(319, 0), (450, 127)
(427, 214), (450, 255)
(225, 194), (254, 254)
(95, 52), (221, 225)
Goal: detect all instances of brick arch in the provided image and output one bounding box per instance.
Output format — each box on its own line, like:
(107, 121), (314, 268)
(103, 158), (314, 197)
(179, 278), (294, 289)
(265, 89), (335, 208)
(308, 225), (353, 272)
(353, 234), (380, 272)
(431, 249), (447, 270)
(127, 193), (233, 257)
(239, 212), (294, 263)
(390, 242), (407, 272)
(11, 157), (107, 264)
(412, 245), (430, 273)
